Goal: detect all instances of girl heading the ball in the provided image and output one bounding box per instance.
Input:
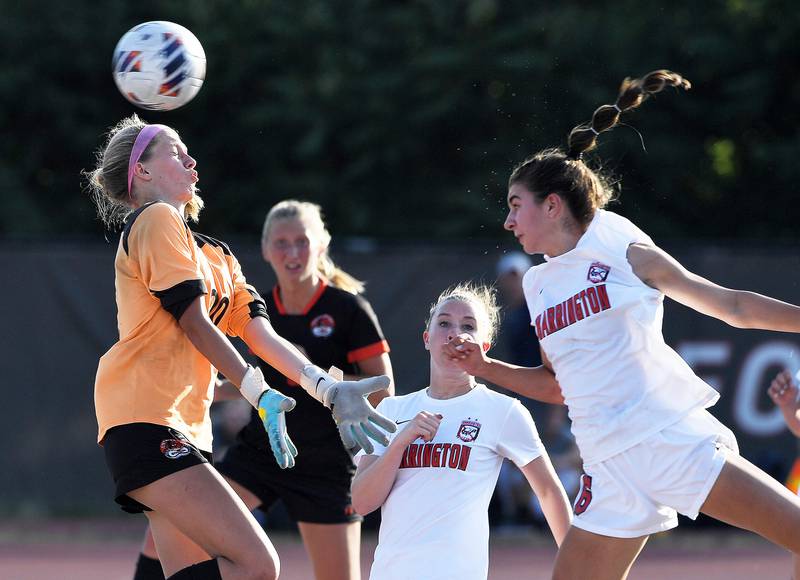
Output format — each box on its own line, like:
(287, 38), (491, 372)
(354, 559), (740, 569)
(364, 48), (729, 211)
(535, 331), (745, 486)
(444, 69), (800, 579)
(87, 116), (394, 579)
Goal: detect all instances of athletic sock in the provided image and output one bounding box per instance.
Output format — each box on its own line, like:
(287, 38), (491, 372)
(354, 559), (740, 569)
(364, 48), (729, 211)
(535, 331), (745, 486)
(133, 553), (165, 580)
(166, 559), (221, 580)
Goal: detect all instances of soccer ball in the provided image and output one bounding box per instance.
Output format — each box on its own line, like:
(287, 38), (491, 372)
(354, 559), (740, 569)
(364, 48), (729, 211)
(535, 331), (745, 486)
(112, 21), (206, 111)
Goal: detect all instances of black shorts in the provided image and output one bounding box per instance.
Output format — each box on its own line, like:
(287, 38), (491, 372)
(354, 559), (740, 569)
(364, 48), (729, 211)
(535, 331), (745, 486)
(103, 423), (213, 514)
(217, 438), (361, 524)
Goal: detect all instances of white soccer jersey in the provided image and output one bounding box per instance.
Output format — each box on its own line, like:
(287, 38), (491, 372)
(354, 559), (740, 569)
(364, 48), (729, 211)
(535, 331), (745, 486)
(358, 384), (543, 580)
(523, 210), (719, 466)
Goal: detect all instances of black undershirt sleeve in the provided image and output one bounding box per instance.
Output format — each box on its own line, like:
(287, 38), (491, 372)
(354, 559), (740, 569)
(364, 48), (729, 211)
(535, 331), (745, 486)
(152, 279), (208, 321)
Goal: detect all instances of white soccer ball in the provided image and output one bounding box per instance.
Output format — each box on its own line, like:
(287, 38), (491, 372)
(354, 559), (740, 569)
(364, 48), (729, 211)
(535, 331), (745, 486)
(112, 21), (206, 111)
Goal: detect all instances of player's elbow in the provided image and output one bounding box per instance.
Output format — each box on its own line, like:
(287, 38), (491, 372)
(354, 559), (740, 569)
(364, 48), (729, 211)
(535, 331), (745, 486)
(542, 383), (565, 405)
(350, 493), (378, 517)
(532, 478), (562, 504)
(350, 481), (382, 516)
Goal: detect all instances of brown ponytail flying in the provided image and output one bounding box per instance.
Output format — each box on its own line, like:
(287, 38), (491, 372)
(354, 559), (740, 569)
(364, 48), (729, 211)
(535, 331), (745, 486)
(509, 69), (691, 226)
(567, 70), (691, 160)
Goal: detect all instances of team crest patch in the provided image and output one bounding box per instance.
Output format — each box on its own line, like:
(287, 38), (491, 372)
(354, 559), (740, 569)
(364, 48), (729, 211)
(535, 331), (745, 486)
(310, 314), (335, 338)
(160, 431), (192, 459)
(587, 261), (610, 284)
(457, 419), (481, 442)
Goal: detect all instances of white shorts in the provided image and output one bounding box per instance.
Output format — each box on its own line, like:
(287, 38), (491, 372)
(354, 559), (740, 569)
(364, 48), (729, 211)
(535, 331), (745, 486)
(572, 407), (738, 538)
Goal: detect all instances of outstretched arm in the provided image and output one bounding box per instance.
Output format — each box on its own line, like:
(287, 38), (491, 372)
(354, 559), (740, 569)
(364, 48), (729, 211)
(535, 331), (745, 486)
(281, 346), (394, 407)
(179, 296), (252, 386)
(628, 243), (800, 332)
(442, 335), (564, 404)
(242, 316), (396, 452)
(520, 455), (572, 546)
(242, 316), (316, 382)
(179, 297), (297, 468)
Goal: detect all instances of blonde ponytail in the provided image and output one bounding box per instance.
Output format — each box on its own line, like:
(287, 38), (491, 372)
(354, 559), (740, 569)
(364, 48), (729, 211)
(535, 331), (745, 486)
(319, 253), (365, 294)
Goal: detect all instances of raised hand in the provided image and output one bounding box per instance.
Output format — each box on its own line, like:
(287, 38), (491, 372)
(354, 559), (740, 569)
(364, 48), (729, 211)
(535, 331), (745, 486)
(768, 370), (799, 410)
(442, 333), (489, 375)
(394, 411), (443, 447)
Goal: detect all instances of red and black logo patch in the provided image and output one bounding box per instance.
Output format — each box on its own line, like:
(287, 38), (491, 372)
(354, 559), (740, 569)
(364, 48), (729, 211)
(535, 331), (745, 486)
(160, 431), (192, 460)
(310, 314), (335, 338)
(457, 419), (481, 442)
(587, 262), (610, 284)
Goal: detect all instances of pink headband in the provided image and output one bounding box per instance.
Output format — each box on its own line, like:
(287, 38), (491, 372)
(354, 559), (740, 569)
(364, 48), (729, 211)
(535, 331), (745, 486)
(127, 124), (168, 197)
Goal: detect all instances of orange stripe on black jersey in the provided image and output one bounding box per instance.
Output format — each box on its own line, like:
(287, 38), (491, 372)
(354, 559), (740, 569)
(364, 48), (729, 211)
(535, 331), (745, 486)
(347, 340), (390, 363)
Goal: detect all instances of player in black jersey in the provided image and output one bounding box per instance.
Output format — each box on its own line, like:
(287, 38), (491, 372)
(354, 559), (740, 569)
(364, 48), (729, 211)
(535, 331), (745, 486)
(221, 200), (393, 580)
(134, 200), (393, 580)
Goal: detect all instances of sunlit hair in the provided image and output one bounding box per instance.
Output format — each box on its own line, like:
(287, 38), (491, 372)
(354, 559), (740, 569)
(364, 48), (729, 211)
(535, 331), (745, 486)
(509, 69), (691, 226)
(425, 282), (499, 345)
(262, 199), (365, 294)
(84, 114), (204, 229)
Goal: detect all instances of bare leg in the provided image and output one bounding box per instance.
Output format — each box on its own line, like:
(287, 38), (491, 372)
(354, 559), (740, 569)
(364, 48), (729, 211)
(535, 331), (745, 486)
(298, 521), (361, 580)
(145, 511), (214, 574)
(128, 464), (279, 580)
(225, 475), (362, 580)
(551, 526), (648, 580)
(139, 474), (264, 560)
(700, 453), (800, 553)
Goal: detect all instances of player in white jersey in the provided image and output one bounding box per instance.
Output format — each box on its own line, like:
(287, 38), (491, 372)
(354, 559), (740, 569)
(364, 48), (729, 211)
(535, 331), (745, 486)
(352, 283), (571, 580)
(444, 69), (800, 580)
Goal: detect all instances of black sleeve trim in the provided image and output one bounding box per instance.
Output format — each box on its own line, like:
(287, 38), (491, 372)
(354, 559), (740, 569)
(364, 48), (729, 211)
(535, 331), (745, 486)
(121, 201), (160, 255)
(152, 279), (208, 321)
(246, 288), (270, 321)
(192, 232), (232, 256)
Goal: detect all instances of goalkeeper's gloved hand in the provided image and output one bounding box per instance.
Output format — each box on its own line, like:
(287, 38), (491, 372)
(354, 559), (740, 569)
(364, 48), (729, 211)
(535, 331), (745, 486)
(299, 365), (396, 454)
(241, 365), (297, 469)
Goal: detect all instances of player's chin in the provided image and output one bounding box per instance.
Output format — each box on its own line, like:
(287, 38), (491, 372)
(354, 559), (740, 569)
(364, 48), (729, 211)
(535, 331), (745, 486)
(521, 238), (537, 254)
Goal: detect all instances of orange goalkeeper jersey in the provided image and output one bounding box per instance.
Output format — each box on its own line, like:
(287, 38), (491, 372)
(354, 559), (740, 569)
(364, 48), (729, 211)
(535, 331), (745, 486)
(94, 202), (267, 450)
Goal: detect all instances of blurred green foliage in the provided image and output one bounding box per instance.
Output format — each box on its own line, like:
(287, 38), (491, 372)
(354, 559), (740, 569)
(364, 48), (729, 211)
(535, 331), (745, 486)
(1, 0), (798, 241)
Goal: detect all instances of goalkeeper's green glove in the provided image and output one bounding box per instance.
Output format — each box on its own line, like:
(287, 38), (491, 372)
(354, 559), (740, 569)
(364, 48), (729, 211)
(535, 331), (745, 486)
(241, 365), (297, 469)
